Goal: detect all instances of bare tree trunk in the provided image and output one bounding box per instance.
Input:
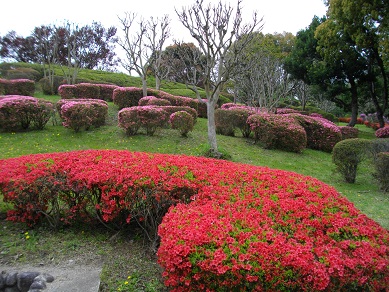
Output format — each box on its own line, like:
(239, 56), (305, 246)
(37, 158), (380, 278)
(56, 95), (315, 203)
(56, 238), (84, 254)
(155, 76), (161, 90)
(207, 100), (218, 154)
(348, 77), (358, 127)
(142, 76), (148, 97)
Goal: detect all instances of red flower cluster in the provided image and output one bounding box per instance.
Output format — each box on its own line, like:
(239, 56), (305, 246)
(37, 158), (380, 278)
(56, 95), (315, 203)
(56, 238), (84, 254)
(158, 159), (389, 291)
(0, 150), (388, 290)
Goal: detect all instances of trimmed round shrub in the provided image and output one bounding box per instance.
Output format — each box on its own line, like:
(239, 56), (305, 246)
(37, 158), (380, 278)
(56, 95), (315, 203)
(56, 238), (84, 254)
(118, 107), (141, 136)
(56, 98), (108, 119)
(215, 109), (235, 136)
(332, 138), (371, 183)
(61, 100), (108, 132)
(375, 126), (389, 138)
(289, 114), (342, 152)
(215, 107), (255, 137)
(374, 152), (389, 191)
(95, 84), (118, 102)
(58, 84), (77, 99)
(154, 106), (197, 124)
(76, 83), (100, 99)
(339, 126), (359, 140)
(169, 111), (194, 137)
(118, 106), (169, 136)
(139, 96), (171, 106)
(0, 78), (35, 96)
(370, 138), (389, 161)
(247, 113), (307, 153)
(0, 95), (54, 131)
(113, 87), (143, 109)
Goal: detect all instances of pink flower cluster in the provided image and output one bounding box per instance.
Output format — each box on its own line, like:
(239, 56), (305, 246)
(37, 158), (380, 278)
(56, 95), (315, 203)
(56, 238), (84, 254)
(247, 113), (307, 152)
(0, 150), (388, 290)
(60, 99), (108, 132)
(59, 83), (118, 101)
(118, 106), (169, 135)
(375, 126), (389, 138)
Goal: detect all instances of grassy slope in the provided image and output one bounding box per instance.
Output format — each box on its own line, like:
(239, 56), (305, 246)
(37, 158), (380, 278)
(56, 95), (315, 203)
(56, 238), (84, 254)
(0, 66), (388, 291)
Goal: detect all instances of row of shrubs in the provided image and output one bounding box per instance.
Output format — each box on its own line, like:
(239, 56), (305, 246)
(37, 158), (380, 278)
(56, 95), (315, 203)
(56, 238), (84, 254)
(215, 105), (359, 153)
(0, 95), (198, 136)
(0, 78), (35, 96)
(0, 150), (388, 290)
(58, 84), (208, 118)
(332, 138), (389, 189)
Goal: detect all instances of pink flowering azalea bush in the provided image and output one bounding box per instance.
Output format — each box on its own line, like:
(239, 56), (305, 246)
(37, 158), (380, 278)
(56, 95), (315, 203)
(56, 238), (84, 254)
(118, 106), (169, 136)
(339, 126), (359, 140)
(60, 100), (108, 132)
(139, 96), (172, 106)
(289, 114), (342, 152)
(375, 126), (389, 138)
(247, 113), (307, 153)
(169, 111), (194, 137)
(0, 95), (54, 131)
(215, 107), (255, 138)
(58, 83), (118, 101)
(56, 98), (108, 119)
(0, 78), (35, 96)
(0, 150), (388, 290)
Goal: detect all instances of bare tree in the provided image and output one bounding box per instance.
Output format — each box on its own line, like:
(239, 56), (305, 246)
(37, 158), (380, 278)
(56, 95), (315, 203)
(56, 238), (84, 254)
(117, 13), (150, 96)
(146, 15), (171, 90)
(176, 0), (263, 157)
(60, 22), (81, 85)
(117, 13), (171, 95)
(168, 40), (206, 99)
(33, 25), (60, 93)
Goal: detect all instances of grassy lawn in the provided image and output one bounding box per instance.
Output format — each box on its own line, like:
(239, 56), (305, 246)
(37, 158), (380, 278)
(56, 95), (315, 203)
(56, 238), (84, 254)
(0, 95), (387, 291)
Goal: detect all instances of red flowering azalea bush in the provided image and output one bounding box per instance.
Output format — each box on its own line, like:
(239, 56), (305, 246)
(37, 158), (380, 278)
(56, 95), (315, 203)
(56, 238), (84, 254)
(158, 162), (389, 291)
(339, 126), (359, 140)
(375, 126), (389, 138)
(169, 111), (194, 137)
(289, 114), (342, 152)
(1, 150), (388, 290)
(118, 106), (169, 136)
(247, 113), (307, 153)
(0, 95), (54, 131)
(61, 100), (108, 132)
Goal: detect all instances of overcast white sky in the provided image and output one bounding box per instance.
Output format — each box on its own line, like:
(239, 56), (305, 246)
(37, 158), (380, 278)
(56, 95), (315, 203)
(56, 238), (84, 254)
(0, 0), (327, 40)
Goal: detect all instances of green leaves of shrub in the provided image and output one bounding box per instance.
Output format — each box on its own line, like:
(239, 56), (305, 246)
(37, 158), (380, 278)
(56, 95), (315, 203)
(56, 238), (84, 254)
(332, 138), (371, 183)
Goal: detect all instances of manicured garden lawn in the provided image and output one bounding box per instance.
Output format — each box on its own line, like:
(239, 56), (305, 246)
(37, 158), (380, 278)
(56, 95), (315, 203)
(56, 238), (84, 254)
(0, 95), (387, 291)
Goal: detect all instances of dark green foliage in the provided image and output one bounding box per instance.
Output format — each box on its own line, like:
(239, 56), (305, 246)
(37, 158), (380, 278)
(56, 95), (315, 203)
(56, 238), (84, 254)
(215, 109), (235, 136)
(374, 152), (389, 192)
(369, 138), (389, 161)
(332, 138), (371, 183)
(39, 76), (66, 95)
